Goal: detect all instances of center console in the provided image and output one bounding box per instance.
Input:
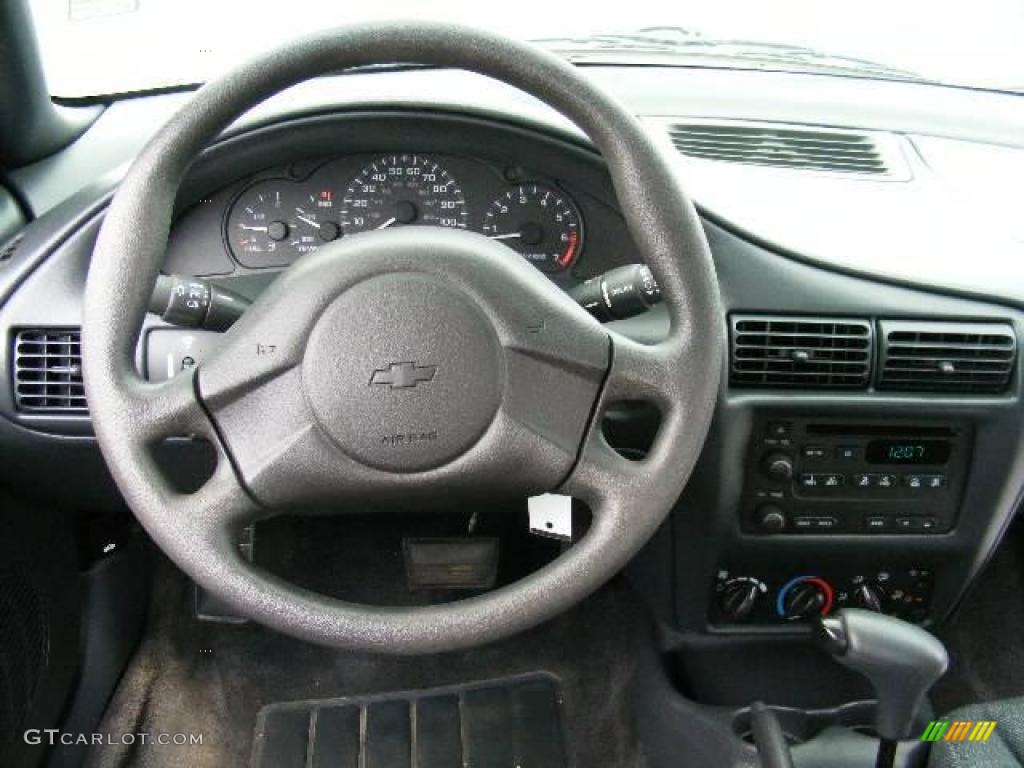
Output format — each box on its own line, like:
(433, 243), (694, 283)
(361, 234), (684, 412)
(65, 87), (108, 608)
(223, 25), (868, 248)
(699, 416), (976, 631)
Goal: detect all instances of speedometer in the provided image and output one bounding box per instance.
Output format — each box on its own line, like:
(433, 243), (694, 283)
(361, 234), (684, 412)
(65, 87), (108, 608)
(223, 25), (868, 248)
(339, 154), (468, 234)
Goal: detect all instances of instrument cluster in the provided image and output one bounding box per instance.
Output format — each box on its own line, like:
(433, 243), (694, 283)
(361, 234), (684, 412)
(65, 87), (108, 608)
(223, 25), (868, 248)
(225, 152), (584, 274)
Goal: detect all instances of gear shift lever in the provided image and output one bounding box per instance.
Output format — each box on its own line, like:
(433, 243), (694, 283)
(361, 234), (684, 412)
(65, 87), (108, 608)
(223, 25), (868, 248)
(818, 609), (948, 768)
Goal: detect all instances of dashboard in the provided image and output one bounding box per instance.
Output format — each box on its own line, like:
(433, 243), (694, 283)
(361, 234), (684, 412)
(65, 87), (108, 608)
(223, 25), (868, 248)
(1, 66), (1023, 657)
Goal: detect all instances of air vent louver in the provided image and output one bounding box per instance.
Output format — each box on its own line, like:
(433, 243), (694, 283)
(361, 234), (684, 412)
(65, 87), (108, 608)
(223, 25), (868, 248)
(731, 316), (872, 389)
(13, 329), (87, 413)
(666, 122), (890, 176)
(878, 321), (1016, 394)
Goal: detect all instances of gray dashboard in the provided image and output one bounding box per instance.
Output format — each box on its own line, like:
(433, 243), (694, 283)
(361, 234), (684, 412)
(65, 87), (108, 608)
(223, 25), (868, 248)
(1, 67), (1023, 648)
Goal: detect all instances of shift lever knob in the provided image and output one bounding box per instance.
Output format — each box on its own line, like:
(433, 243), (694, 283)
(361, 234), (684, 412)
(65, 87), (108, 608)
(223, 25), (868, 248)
(817, 608), (948, 742)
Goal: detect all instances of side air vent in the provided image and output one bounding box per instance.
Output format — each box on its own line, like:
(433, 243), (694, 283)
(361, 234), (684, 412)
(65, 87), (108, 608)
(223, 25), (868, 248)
(665, 121), (898, 177)
(731, 316), (873, 389)
(12, 329), (87, 413)
(878, 321), (1016, 394)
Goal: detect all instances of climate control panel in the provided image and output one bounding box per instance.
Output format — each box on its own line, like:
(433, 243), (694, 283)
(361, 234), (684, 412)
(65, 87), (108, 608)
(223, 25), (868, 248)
(741, 418), (971, 535)
(710, 567), (934, 628)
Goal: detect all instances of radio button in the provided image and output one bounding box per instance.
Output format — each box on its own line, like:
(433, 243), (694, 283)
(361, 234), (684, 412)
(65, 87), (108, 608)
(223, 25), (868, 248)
(865, 516), (891, 531)
(835, 445), (858, 460)
(802, 444), (827, 460)
(799, 473), (845, 489)
(876, 474), (897, 489)
(853, 473), (873, 488)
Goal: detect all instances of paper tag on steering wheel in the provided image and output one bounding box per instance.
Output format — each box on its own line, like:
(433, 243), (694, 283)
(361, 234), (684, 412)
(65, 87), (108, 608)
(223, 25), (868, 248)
(528, 494), (573, 542)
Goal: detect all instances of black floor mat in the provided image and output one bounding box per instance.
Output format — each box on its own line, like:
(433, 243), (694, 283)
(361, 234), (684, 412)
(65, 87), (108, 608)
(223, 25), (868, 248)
(85, 553), (647, 768)
(253, 675), (568, 768)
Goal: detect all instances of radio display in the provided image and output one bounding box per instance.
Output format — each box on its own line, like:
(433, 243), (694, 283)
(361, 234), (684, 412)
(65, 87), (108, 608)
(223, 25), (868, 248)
(865, 439), (951, 465)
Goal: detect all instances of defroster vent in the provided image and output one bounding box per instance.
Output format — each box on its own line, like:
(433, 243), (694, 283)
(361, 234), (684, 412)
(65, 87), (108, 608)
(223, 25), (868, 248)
(666, 122), (894, 176)
(731, 316), (872, 389)
(878, 321), (1016, 394)
(13, 329), (87, 413)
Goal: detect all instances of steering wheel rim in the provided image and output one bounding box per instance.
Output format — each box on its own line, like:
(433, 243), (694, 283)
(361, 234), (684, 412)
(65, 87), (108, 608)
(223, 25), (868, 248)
(83, 22), (722, 653)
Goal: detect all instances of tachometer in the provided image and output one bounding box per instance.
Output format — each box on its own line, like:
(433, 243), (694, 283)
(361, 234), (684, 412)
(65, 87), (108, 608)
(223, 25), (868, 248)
(339, 154), (468, 234)
(482, 184), (582, 273)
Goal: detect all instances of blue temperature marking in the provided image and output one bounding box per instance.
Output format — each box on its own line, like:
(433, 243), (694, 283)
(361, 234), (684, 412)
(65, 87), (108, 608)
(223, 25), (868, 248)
(776, 575), (813, 616)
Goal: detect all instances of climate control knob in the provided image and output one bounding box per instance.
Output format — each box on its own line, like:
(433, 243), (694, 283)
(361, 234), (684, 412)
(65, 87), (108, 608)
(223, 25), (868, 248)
(755, 504), (787, 533)
(719, 579), (763, 622)
(777, 576), (834, 621)
(853, 583), (885, 613)
(761, 452), (794, 481)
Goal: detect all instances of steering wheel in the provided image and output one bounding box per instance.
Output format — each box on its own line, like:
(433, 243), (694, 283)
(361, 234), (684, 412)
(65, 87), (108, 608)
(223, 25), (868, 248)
(82, 22), (722, 653)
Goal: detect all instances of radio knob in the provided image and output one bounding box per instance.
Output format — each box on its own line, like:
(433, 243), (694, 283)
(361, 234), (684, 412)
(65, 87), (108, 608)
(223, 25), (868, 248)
(719, 580), (761, 622)
(761, 452), (794, 481)
(755, 504), (787, 533)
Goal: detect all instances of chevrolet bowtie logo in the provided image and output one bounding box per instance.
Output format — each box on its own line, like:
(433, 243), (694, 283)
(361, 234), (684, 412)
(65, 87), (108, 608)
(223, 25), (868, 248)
(370, 362), (438, 389)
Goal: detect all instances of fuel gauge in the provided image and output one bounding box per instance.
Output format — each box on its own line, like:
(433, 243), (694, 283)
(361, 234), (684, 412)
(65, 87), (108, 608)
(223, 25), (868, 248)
(227, 183), (295, 268)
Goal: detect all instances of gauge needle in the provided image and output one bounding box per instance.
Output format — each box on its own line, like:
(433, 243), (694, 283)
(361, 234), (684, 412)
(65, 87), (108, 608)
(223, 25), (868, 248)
(488, 232), (522, 241)
(238, 225), (268, 231)
(376, 217), (398, 230)
(295, 213), (321, 229)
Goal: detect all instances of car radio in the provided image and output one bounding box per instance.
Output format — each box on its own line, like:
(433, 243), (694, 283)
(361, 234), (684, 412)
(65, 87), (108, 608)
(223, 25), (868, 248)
(741, 418), (971, 535)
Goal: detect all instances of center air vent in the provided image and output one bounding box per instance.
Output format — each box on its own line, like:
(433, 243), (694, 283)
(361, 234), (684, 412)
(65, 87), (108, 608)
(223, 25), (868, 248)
(12, 329), (87, 413)
(731, 316), (872, 389)
(878, 321), (1016, 394)
(665, 121), (897, 177)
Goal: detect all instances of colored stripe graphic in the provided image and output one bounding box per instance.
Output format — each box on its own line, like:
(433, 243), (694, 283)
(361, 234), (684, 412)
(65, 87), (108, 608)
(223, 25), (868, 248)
(922, 720), (997, 742)
(945, 721), (973, 741)
(922, 721), (950, 741)
(969, 721), (997, 742)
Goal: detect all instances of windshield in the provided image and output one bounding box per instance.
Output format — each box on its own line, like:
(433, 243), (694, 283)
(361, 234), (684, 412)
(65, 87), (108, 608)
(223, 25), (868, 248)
(30, 0), (1024, 98)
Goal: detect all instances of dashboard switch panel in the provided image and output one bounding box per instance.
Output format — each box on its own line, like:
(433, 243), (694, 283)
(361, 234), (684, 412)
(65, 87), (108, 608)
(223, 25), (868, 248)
(710, 566), (935, 628)
(742, 418), (971, 535)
